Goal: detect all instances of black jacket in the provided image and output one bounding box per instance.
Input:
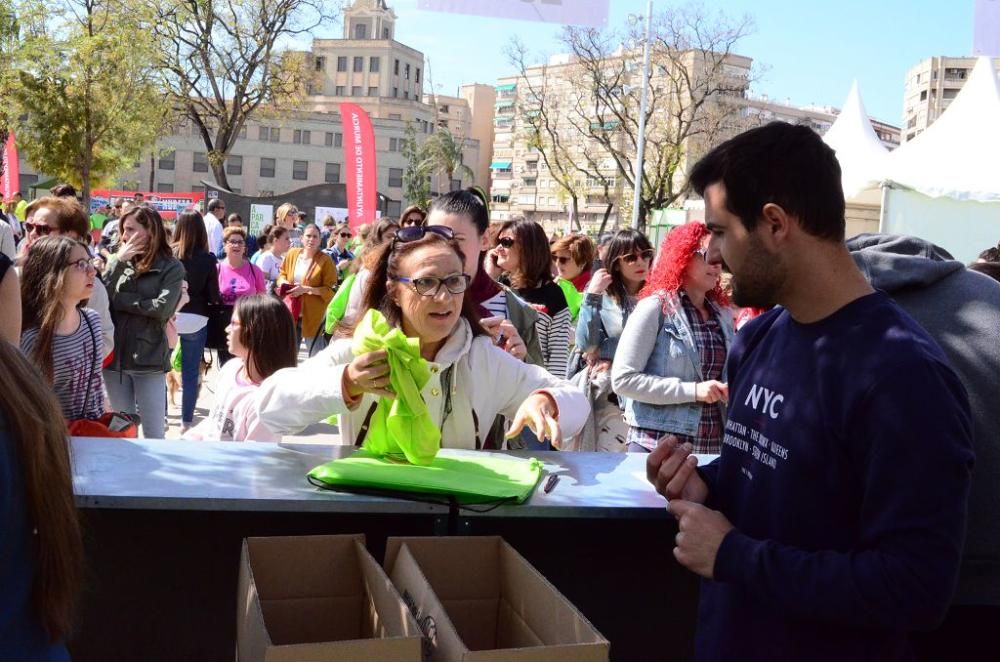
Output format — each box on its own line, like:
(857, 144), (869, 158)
(179, 250), (221, 317)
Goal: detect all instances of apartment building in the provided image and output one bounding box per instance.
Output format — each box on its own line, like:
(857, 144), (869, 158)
(426, 84), (497, 189)
(747, 96), (900, 149)
(902, 56), (1000, 143)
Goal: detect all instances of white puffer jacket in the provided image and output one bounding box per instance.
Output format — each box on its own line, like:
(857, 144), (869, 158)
(256, 318), (589, 448)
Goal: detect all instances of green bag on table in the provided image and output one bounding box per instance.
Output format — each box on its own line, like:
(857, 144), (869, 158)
(352, 309), (440, 465)
(307, 449), (543, 505)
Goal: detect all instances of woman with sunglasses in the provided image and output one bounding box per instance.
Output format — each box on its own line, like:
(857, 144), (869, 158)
(611, 222), (734, 454)
(550, 234), (596, 322)
(256, 228), (588, 450)
(399, 204), (426, 229)
(327, 218), (400, 334)
(277, 223), (336, 356)
(323, 222), (355, 277)
(491, 219), (573, 380)
(103, 206), (185, 438)
(19, 236), (106, 422)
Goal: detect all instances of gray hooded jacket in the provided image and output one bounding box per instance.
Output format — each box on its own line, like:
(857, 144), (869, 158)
(849, 233), (1000, 605)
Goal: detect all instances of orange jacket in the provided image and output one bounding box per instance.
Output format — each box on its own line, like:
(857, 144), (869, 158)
(277, 248), (337, 337)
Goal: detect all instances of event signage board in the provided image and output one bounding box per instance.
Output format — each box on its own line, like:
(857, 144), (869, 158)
(339, 102), (377, 231)
(416, 0), (609, 27)
(249, 204), (273, 237)
(89, 189), (204, 219)
(1, 132), (19, 201)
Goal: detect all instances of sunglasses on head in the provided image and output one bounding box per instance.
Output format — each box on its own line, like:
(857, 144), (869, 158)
(497, 237), (515, 249)
(392, 224), (455, 246)
(617, 249), (655, 265)
(25, 222), (52, 235)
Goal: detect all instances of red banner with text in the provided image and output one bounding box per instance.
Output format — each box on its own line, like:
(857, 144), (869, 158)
(339, 102), (377, 230)
(2, 131), (20, 201)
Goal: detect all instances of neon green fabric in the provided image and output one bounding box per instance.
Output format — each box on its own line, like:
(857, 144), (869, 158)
(324, 272), (357, 334)
(170, 343), (182, 372)
(352, 309), (440, 465)
(557, 278), (583, 322)
(307, 449), (543, 504)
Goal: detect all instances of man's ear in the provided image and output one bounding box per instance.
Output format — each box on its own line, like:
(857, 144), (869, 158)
(759, 202), (792, 248)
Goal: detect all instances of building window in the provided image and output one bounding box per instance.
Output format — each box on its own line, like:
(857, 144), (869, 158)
(158, 150), (175, 170)
(337, 56), (347, 72)
(315, 56), (325, 71)
(382, 27), (390, 39)
(335, 85), (345, 96)
(368, 86), (378, 97)
(334, 133), (342, 147)
(325, 132), (334, 147)
(943, 89), (959, 100)
(325, 162), (340, 183)
(193, 152), (209, 172)
(389, 137), (398, 151)
(392, 87), (398, 98)
(294, 129), (303, 144)
(259, 126), (269, 141)
(388, 168), (403, 188)
(415, 67), (421, 83)
(302, 130), (310, 145)
(156, 183), (174, 193)
(260, 157), (275, 178)
(227, 155), (243, 176)
(353, 56), (364, 72)
(192, 185), (205, 195)
(450, 179), (461, 191)
(292, 160), (308, 181)
(352, 86), (362, 97)
(394, 59), (399, 75)
(387, 200), (401, 217)
(270, 128), (279, 143)
(403, 91), (409, 99)
(239, 125), (247, 139)
(439, 105), (449, 113)
(920, 90), (927, 101)
(370, 57), (380, 72)
(354, 23), (367, 39)
(405, 63), (410, 80)
(388, 113), (402, 120)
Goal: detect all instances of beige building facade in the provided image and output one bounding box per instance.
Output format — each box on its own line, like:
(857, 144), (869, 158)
(902, 56), (1000, 143)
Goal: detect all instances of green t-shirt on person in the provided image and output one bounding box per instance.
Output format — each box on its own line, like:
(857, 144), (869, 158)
(89, 213), (107, 231)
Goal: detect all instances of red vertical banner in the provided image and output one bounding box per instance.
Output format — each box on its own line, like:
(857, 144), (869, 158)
(1, 131), (20, 201)
(339, 103), (377, 231)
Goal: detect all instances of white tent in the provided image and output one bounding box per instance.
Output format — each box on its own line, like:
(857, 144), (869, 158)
(881, 57), (1000, 262)
(822, 81), (889, 200)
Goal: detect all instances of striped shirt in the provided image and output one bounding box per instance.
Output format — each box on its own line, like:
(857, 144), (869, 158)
(513, 281), (572, 378)
(21, 308), (105, 421)
(481, 289), (508, 320)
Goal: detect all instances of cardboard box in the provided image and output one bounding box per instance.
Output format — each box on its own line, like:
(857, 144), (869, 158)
(237, 534), (424, 662)
(385, 536), (610, 661)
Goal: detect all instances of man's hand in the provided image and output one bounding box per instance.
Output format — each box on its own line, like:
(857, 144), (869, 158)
(646, 435), (709, 503)
(667, 500), (734, 579)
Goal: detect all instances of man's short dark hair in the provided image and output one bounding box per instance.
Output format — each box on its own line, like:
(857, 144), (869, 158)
(50, 183), (77, 199)
(207, 198), (225, 213)
(688, 122), (846, 242)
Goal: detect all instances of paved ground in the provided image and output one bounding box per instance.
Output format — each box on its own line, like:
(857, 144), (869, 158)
(162, 345), (342, 445)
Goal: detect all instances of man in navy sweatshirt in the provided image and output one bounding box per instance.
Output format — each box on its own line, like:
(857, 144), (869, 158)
(647, 122), (975, 661)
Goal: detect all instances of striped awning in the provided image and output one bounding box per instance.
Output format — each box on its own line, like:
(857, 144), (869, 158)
(495, 83), (516, 92)
(490, 161), (513, 169)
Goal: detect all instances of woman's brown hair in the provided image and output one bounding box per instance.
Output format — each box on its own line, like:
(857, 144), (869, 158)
(399, 204), (426, 226)
(0, 340), (82, 642)
(119, 206), (172, 274)
(347, 232), (487, 339)
(21, 236), (91, 381)
(172, 210), (210, 261)
(550, 234), (595, 269)
(497, 219), (553, 290)
(234, 294), (297, 381)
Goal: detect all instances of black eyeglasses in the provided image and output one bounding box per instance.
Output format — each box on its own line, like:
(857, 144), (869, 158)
(497, 237), (515, 249)
(617, 249), (655, 265)
(25, 222), (52, 235)
(396, 274), (471, 296)
(392, 225), (455, 245)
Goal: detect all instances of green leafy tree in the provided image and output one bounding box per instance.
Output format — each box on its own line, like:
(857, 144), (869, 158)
(420, 128), (475, 194)
(9, 0), (166, 207)
(401, 122), (430, 209)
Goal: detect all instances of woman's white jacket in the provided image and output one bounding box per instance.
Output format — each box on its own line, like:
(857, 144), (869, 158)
(256, 318), (589, 448)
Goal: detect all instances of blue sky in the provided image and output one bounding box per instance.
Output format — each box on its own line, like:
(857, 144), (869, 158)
(314, 0), (979, 126)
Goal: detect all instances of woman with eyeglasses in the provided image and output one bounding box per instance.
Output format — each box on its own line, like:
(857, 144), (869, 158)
(323, 222), (355, 277)
(103, 206), (185, 439)
(550, 234), (596, 322)
(611, 222), (734, 454)
(328, 218), (400, 334)
(217, 226), (265, 364)
(277, 223), (336, 356)
(490, 219), (573, 380)
(19, 236), (106, 422)
(256, 227), (588, 450)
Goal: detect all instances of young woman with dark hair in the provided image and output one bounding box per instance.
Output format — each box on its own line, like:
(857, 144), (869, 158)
(19, 236), (106, 421)
(184, 295), (297, 442)
(103, 206), (185, 438)
(0, 340), (82, 659)
(323, 222), (355, 276)
(172, 210), (221, 430)
(326, 218), (400, 335)
(399, 204), (426, 228)
(256, 228), (589, 449)
(611, 222), (734, 454)
(254, 225), (290, 293)
(490, 219), (572, 379)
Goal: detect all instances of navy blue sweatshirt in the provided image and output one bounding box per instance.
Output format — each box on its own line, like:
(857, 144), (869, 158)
(696, 292), (974, 661)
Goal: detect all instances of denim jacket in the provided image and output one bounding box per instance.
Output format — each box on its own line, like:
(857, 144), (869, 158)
(611, 291), (734, 436)
(575, 293), (634, 362)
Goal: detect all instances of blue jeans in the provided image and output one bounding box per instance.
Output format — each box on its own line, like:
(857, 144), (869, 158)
(179, 327), (208, 424)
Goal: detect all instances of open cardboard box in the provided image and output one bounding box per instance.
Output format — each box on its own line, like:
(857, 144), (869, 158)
(237, 534), (424, 661)
(385, 536), (610, 661)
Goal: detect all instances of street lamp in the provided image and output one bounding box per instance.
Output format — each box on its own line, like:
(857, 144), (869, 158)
(630, 0), (653, 230)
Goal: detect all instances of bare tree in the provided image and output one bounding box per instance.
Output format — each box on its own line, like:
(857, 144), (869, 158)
(561, 2), (756, 231)
(151, 0), (340, 190)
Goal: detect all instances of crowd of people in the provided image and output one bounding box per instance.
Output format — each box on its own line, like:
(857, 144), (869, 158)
(2, 120), (1000, 659)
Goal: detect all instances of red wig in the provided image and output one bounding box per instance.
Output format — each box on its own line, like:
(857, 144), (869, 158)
(640, 222), (728, 306)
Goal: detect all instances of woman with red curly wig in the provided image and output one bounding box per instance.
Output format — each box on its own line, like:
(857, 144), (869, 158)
(610, 221), (735, 454)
